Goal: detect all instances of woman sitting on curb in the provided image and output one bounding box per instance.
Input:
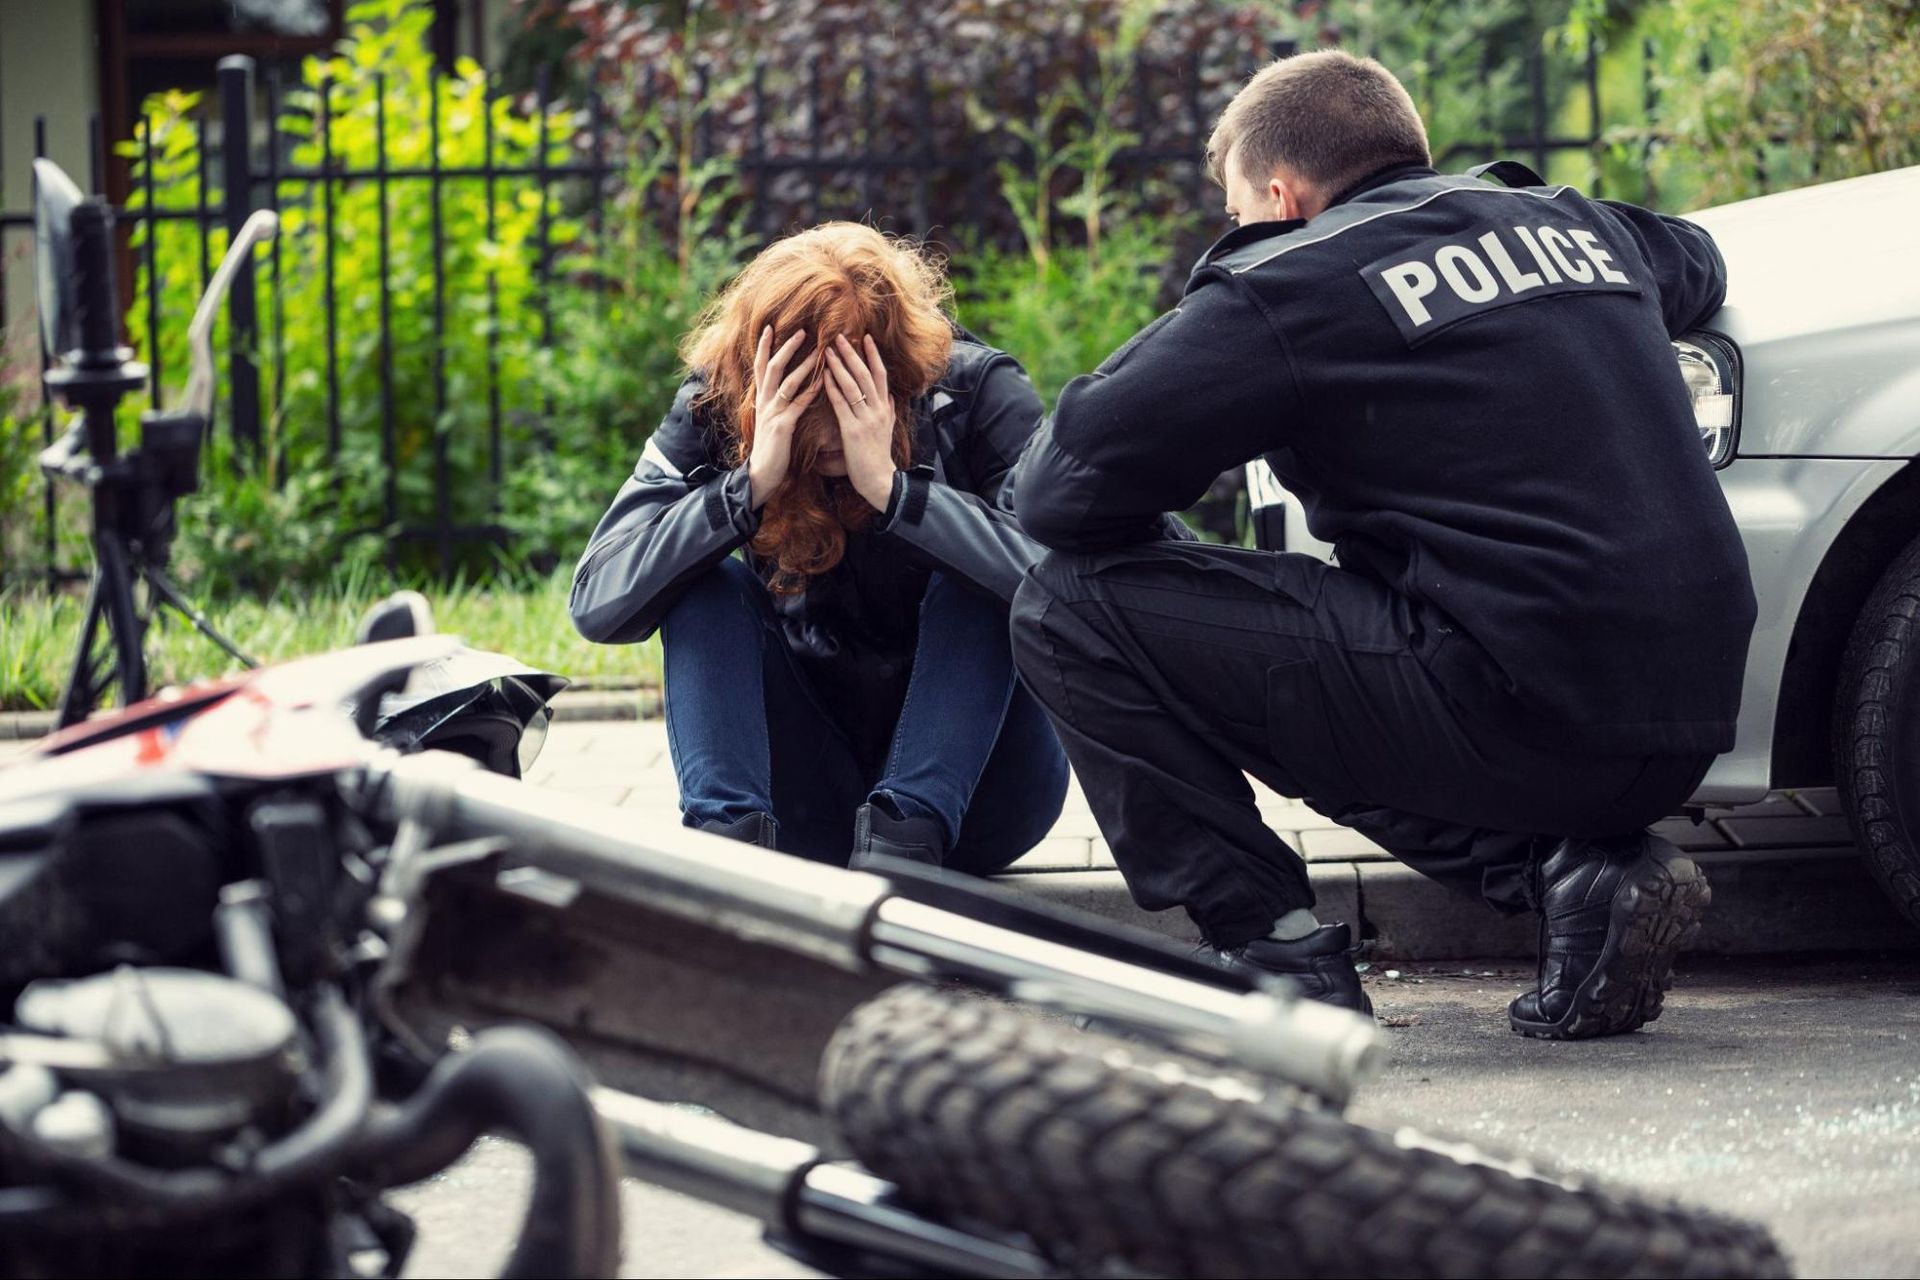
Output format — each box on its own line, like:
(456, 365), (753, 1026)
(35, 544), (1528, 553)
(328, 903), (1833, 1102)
(569, 223), (1068, 871)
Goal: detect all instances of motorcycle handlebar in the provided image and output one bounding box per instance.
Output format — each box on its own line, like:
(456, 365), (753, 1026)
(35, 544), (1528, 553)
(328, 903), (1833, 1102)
(37, 420), (90, 480)
(184, 209), (279, 420)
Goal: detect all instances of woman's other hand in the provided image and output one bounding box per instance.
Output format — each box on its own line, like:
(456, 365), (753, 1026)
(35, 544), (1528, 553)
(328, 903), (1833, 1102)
(825, 333), (898, 512)
(748, 326), (820, 510)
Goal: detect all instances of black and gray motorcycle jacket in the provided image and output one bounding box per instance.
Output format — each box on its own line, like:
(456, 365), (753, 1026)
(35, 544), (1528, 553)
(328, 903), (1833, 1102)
(571, 335), (1046, 759)
(1012, 163), (1757, 757)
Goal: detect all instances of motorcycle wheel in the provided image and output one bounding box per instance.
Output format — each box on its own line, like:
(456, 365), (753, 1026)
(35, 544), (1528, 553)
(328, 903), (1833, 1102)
(821, 984), (1790, 1279)
(1834, 531), (1920, 930)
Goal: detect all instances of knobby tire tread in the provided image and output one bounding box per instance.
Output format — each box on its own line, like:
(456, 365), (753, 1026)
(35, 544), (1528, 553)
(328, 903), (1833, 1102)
(822, 984), (1790, 1279)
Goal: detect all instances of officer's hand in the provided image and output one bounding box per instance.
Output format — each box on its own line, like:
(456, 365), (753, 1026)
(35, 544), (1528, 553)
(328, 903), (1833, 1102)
(824, 333), (897, 513)
(748, 326), (821, 510)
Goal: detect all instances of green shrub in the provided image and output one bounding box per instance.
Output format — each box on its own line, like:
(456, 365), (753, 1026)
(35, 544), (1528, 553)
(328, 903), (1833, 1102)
(508, 67), (754, 569)
(955, 223), (1176, 409)
(122, 0), (580, 591)
(1577, 0), (1920, 210)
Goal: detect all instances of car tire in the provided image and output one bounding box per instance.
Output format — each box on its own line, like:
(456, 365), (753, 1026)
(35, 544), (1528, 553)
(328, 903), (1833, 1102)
(1834, 532), (1920, 930)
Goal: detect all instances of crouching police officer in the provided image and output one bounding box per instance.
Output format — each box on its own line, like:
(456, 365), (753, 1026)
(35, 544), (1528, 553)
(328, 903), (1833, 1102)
(1008, 50), (1755, 1039)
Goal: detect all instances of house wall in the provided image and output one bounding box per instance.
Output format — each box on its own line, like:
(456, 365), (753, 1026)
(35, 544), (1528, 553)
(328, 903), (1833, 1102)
(0, 0), (100, 353)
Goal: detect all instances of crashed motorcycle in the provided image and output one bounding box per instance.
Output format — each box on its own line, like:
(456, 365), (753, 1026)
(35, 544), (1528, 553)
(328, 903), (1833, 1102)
(0, 163), (1791, 1279)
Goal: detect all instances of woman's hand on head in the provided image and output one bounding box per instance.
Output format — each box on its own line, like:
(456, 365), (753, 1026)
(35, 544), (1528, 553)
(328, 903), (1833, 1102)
(824, 333), (898, 513)
(748, 326), (820, 511)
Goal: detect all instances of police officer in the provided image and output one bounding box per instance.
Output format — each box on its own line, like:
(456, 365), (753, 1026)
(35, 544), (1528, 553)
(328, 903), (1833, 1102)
(1008, 50), (1755, 1039)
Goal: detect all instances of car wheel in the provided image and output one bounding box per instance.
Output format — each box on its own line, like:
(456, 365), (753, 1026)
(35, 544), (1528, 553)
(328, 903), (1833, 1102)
(1834, 531), (1920, 930)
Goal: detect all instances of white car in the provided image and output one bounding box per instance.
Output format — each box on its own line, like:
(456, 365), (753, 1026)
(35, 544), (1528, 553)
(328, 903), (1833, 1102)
(1247, 165), (1920, 930)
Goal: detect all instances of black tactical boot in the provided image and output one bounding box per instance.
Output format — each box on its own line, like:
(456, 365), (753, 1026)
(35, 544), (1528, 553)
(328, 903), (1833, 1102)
(849, 803), (945, 871)
(696, 812), (778, 849)
(1231, 923), (1375, 1017)
(1509, 832), (1709, 1040)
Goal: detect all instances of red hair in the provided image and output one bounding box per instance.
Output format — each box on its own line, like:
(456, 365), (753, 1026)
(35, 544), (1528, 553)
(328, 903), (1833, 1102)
(682, 223), (955, 592)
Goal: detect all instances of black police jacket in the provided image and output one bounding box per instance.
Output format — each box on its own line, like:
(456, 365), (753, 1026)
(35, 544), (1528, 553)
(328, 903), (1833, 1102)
(1013, 163), (1757, 757)
(571, 335), (1047, 761)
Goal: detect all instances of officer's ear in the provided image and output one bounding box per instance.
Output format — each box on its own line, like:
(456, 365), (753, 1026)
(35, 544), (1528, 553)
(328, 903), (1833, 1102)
(1268, 170), (1318, 222)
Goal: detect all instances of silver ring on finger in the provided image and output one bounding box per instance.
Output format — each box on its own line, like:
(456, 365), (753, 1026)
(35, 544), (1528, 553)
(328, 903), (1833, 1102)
(853, 395), (867, 405)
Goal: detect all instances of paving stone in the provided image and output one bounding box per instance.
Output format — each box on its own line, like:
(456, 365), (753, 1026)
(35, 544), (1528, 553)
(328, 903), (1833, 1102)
(1651, 816), (1732, 851)
(1044, 809), (1104, 840)
(1301, 827), (1392, 862)
(545, 783), (632, 808)
(1703, 793), (1806, 820)
(1719, 815), (1856, 851)
(1789, 787), (1843, 817)
(1263, 806), (1350, 831)
(1009, 837), (1091, 871)
(1089, 838), (1114, 869)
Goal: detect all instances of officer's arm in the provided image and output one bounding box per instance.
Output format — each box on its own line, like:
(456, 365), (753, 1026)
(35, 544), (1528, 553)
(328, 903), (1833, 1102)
(1012, 276), (1285, 552)
(1597, 200), (1728, 336)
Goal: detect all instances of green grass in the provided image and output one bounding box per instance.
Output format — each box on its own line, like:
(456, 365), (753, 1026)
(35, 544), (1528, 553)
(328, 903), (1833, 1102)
(0, 570), (659, 713)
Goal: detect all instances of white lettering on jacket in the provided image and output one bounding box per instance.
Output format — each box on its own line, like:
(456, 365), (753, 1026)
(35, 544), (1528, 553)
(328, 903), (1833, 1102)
(1362, 219), (1642, 345)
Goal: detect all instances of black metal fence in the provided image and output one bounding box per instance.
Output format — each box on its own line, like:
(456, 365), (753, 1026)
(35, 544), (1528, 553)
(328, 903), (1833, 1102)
(4, 24), (1650, 586)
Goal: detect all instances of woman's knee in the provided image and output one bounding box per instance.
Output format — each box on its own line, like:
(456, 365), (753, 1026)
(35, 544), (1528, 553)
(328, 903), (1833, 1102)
(661, 556), (767, 642)
(947, 704), (1071, 873)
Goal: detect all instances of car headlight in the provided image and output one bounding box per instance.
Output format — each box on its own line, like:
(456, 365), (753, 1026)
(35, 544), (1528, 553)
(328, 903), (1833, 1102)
(1673, 334), (1740, 468)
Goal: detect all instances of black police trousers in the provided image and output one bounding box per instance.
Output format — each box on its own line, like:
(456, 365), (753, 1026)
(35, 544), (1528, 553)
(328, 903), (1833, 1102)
(1009, 541), (1714, 949)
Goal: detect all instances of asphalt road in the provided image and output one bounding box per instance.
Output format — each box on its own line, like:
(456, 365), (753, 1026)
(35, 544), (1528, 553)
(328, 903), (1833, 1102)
(399, 956), (1920, 1279)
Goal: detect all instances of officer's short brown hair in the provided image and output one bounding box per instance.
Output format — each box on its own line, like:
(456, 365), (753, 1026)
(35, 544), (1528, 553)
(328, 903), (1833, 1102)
(1206, 50), (1431, 197)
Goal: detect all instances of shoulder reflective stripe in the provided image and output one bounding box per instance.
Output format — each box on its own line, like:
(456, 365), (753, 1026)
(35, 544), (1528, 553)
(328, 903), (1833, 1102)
(1229, 184), (1575, 275)
(640, 437), (685, 480)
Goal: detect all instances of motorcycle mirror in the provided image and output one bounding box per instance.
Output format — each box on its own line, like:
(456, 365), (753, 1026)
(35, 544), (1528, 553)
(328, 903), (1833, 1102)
(184, 209), (278, 420)
(32, 160), (83, 364)
(356, 591), (437, 645)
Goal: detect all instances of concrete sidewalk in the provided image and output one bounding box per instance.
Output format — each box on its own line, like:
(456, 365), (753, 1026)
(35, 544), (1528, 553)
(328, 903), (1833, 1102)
(5, 710), (1909, 957)
(525, 719), (1920, 960)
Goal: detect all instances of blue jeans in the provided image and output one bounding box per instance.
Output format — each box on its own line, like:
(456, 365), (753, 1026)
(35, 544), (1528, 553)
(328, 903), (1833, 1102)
(661, 556), (1069, 871)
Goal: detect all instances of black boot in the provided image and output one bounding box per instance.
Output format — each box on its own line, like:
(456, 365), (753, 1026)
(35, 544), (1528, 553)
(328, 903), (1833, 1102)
(849, 803), (945, 871)
(1231, 923), (1374, 1017)
(696, 812), (778, 849)
(1509, 832), (1709, 1040)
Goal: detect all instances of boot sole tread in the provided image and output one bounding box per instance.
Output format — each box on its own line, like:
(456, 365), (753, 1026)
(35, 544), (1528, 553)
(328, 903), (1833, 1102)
(1510, 851), (1709, 1041)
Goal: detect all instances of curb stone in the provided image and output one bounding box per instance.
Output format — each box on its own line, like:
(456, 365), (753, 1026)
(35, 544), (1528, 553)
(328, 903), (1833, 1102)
(1001, 847), (1919, 960)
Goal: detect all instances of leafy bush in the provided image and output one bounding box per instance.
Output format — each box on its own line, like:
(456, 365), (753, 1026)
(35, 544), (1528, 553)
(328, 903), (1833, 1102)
(122, 0), (581, 590)
(515, 0), (1279, 249)
(0, 377), (42, 581)
(1575, 0), (1920, 209)
(506, 53), (755, 569)
(955, 223), (1176, 409)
